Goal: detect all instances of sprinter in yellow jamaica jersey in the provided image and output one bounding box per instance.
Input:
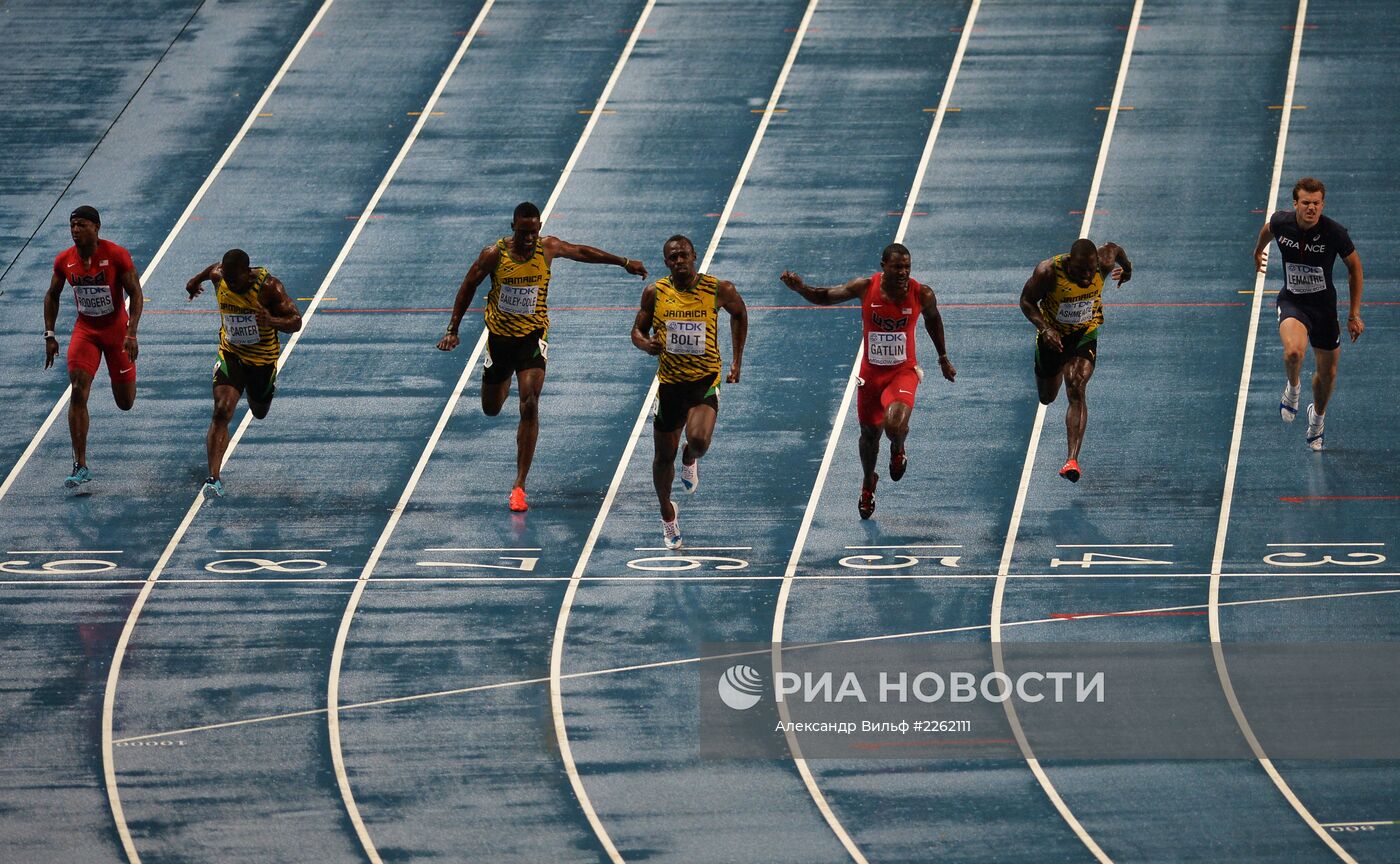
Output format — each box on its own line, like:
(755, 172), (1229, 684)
(186, 249), (302, 499)
(631, 235), (747, 549)
(437, 202), (647, 512)
(1019, 237), (1132, 484)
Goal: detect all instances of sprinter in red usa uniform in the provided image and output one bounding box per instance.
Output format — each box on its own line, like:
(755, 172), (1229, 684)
(781, 243), (955, 519)
(43, 206), (144, 491)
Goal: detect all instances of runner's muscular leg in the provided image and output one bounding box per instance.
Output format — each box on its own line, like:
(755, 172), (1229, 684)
(1311, 346), (1339, 414)
(682, 404), (717, 465)
(1279, 317), (1309, 388)
(207, 384), (241, 479)
(653, 426), (682, 520)
(1062, 355), (1094, 461)
(858, 424), (881, 489)
(513, 367), (544, 489)
(883, 400), (911, 456)
(481, 375), (511, 416)
(68, 369), (94, 466)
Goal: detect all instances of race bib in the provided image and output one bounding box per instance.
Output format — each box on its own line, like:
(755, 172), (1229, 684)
(867, 331), (907, 366)
(1285, 262), (1327, 294)
(73, 283), (115, 317)
(665, 320), (707, 355)
(1055, 298), (1096, 325)
(497, 282), (540, 316)
(222, 312), (261, 345)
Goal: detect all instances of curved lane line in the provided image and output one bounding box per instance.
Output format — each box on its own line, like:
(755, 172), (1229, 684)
(1207, 1), (1358, 860)
(322, 2), (661, 862)
(990, 1), (1146, 861)
(768, 1), (982, 861)
(547, 3), (822, 860)
(97, 2), (341, 861)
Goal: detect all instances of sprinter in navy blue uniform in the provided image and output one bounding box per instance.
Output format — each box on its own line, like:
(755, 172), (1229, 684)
(1253, 177), (1364, 450)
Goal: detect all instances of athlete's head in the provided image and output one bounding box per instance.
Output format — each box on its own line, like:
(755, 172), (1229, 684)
(663, 235), (696, 283)
(69, 205), (101, 249)
(880, 243), (912, 294)
(221, 248), (254, 292)
(511, 201), (542, 247)
(1065, 238), (1099, 288)
(1291, 177), (1325, 229)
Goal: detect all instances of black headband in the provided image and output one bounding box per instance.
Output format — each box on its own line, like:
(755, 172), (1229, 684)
(70, 205), (101, 226)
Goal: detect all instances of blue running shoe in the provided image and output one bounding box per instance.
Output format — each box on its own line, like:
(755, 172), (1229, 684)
(64, 463), (91, 490)
(202, 476), (225, 499)
(680, 459), (699, 494)
(662, 502), (682, 549)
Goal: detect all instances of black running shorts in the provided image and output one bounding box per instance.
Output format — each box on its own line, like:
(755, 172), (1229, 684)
(483, 328), (548, 384)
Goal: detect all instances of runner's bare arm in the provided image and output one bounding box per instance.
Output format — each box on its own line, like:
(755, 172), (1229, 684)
(779, 271), (868, 305)
(1099, 242), (1132, 285)
(185, 262), (221, 299)
(718, 280), (747, 383)
(631, 284), (663, 356)
(438, 244), (498, 351)
(257, 277), (302, 333)
(1020, 260), (1062, 351)
(43, 272), (63, 369)
(1253, 224), (1274, 273)
(919, 284), (955, 382)
(1343, 249), (1364, 341)
(544, 236), (647, 278)
(122, 267), (143, 360)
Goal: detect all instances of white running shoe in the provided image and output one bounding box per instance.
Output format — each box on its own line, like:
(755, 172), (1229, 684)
(680, 460), (699, 494)
(662, 503), (683, 550)
(1280, 383), (1299, 422)
(1305, 403), (1324, 451)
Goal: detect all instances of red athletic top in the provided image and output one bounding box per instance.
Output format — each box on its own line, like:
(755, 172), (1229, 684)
(53, 239), (134, 329)
(860, 272), (923, 376)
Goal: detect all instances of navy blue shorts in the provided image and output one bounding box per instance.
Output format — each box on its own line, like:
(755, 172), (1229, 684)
(1276, 294), (1340, 350)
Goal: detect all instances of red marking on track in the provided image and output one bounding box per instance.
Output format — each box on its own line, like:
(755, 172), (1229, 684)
(619, 27), (657, 34)
(1069, 209), (1110, 215)
(1280, 496), (1400, 504)
(188, 216), (204, 221)
(888, 210), (929, 216)
(1283, 23), (1319, 30)
(1052, 610), (1206, 620)
(704, 212), (746, 218)
(1116, 24), (1151, 30)
(851, 738), (1013, 751)
(346, 214), (385, 220)
(784, 26), (821, 32)
(949, 25), (985, 33)
(1252, 208), (1267, 213)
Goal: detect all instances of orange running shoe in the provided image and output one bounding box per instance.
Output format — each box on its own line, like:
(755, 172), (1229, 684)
(1058, 459), (1081, 483)
(509, 486), (529, 511)
(858, 474), (879, 519)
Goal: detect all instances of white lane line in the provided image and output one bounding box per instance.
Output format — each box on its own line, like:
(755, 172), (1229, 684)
(6, 549), (124, 554)
(767, 2), (983, 861)
(116, 583), (1400, 745)
(103, 0), (494, 858)
(989, 3), (1145, 862)
(1208, 3), (1357, 862)
(321, 4), (660, 864)
(632, 546), (752, 551)
(1054, 543), (1172, 548)
(547, 5), (823, 861)
(94, 3), (342, 861)
(12, 569), (1400, 588)
(1320, 821), (1397, 828)
(423, 546), (543, 552)
(0, 1), (335, 507)
(1266, 542), (1385, 547)
(844, 544), (962, 550)
(212, 548), (332, 553)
